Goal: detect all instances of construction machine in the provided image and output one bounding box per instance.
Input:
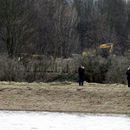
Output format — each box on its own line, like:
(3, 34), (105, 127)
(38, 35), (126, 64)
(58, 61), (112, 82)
(99, 43), (113, 53)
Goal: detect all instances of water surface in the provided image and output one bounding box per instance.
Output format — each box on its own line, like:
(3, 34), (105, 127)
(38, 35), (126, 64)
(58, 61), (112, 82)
(0, 111), (130, 130)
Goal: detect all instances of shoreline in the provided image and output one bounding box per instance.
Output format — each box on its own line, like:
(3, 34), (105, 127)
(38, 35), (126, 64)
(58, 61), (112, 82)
(0, 109), (130, 115)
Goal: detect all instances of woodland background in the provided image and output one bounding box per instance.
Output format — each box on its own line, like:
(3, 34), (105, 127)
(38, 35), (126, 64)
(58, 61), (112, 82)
(0, 0), (130, 83)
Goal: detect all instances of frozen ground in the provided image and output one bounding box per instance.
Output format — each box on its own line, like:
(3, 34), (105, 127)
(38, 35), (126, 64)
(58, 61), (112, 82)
(0, 111), (130, 130)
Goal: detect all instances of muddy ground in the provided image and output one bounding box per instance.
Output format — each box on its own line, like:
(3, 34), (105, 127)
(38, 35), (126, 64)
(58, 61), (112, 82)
(0, 82), (130, 114)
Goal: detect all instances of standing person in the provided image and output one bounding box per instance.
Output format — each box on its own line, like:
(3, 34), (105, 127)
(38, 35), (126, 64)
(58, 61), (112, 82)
(126, 66), (130, 87)
(78, 65), (85, 86)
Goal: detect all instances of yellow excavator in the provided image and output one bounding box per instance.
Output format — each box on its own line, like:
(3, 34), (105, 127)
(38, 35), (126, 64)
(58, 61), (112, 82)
(99, 43), (113, 53)
(82, 43), (113, 57)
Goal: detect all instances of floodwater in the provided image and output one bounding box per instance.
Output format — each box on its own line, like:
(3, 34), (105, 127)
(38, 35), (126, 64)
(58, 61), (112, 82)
(0, 111), (130, 130)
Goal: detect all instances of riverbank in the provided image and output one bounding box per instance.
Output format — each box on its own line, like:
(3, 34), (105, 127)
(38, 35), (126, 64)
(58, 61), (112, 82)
(0, 82), (130, 114)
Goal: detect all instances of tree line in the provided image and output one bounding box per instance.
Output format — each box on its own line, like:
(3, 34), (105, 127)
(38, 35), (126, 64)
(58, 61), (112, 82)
(0, 0), (130, 83)
(0, 0), (129, 57)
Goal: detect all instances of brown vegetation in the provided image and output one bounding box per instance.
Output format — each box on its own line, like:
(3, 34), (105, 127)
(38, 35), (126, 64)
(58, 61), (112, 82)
(0, 82), (130, 114)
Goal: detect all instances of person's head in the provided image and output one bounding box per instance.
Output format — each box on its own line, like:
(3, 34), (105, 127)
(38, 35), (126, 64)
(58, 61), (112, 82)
(80, 64), (84, 69)
(128, 66), (130, 70)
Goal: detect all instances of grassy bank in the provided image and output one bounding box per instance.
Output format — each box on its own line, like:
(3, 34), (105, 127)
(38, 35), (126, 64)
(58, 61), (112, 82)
(0, 82), (130, 114)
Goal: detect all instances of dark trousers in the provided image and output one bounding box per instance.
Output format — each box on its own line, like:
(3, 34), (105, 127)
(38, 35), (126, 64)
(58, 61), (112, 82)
(79, 79), (84, 86)
(128, 80), (130, 87)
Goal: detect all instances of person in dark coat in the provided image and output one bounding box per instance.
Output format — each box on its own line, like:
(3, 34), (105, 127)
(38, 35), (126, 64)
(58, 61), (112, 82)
(126, 66), (130, 87)
(78, 65), (85, 86)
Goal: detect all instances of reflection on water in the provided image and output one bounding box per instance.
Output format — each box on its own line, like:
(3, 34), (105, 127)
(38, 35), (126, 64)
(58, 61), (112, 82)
(0, 111), (130, 130)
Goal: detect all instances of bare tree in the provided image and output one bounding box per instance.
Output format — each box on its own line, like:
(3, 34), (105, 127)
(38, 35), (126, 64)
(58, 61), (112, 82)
(0, 0), (36, 57)
(35, 0), (79, 58)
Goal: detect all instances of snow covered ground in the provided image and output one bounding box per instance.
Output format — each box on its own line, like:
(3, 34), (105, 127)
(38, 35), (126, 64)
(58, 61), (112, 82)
(0, 111), (130, 130)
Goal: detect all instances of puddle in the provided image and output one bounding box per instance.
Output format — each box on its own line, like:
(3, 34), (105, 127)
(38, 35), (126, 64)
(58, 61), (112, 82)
(0, 111), (130, 130)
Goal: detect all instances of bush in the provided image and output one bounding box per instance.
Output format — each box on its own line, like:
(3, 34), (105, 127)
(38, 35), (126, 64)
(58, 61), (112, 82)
(82, 54), (129, 84)
(44, 73), (78, 82)
(22, 57), (50, 82)
(105, 55), (129, 84)
(83, 55), (109, 83)
(0, 56), (25, 81)
(0, 54), (128, 84)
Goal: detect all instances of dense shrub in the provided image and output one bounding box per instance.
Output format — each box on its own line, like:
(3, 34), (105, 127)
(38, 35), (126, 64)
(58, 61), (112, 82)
(82, 53), (129, 84)
(83, 55), (109, 83)
(0, 55), (48, 82)
(44, 73), (78, 82)
(0, 54), (129, 84)
(0, 56), (25, 81)
(105, 55), (129, 84)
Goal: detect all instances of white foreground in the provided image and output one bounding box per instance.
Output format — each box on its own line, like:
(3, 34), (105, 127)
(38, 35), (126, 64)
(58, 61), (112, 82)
(0, 111), (130, 130)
